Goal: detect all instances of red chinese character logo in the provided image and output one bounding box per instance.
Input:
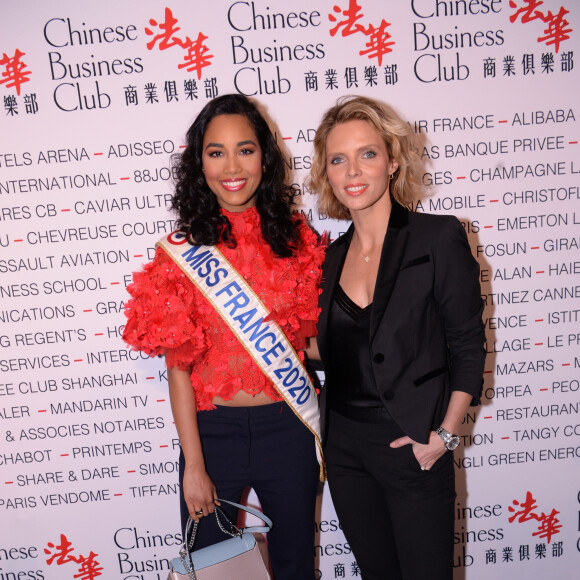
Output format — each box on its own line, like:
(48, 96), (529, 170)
(45, 534), (103, 579)
(45, 534), (76, 566)
(329, 0), (369, 36)
(328, 1), (394, 65)
(0, 49), (32, 95)
(508, 491), (562, 543)
(509, 0), (572, 53)
(145, 7), (213, 79)
(145, 7), (184, 50)
(359, 20), (395, 65)
(73, 552), (103, 580)
(178, 32), (214, 79)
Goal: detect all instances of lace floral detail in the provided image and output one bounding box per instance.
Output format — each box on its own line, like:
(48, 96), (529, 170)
(123, 206), (325, 410)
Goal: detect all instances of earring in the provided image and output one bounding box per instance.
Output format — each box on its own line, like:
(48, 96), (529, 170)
(262, 165), (266, 172)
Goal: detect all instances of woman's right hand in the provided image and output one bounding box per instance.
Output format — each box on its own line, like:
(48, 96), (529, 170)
(182, 466), (219, 522)
(168, 368), (221, 523)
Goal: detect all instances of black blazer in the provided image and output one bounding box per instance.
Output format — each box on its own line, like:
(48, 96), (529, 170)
(317, 201), (486, 445)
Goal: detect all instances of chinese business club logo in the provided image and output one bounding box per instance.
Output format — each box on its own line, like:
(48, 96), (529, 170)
(0, 49), (32, 95)
(0, 48), (37, 116)
(45, 534), (103, 579)
(508, 490), (562, 543)
(509, 0), (573, 53)
(329, 0), (395, 65)
(145, 7), (213, 80)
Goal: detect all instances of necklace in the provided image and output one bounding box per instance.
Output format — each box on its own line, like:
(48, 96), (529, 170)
(353, 234), (382, 264)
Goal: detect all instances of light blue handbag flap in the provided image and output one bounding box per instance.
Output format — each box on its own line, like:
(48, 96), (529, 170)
(170, 532), (257, 574)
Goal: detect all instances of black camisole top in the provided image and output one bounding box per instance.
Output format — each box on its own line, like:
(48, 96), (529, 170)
(326, 285), (391, 422)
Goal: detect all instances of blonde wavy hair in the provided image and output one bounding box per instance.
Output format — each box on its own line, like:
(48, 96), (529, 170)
(308, 96), (422, 220)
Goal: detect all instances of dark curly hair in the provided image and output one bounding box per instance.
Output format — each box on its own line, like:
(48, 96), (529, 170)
(171, 94), (302, 257)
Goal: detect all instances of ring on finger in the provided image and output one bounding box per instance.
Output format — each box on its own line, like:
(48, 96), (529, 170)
(420, 465), (425, 471)
(195, 509), (203, 516)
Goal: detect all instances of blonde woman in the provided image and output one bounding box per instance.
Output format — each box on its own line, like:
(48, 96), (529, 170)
(309, 96), (485, 580)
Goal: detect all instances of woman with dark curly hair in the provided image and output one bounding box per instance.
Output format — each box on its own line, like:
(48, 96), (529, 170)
(123, 94), (325, 579)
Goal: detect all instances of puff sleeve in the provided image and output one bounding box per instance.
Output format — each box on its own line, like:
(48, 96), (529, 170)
(122, 247), (206, 370)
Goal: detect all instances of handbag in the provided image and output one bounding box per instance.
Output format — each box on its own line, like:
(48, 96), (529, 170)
(167, 499), (272, 580)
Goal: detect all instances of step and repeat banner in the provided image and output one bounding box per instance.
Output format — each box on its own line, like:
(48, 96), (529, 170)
(1, 1), (579, 579)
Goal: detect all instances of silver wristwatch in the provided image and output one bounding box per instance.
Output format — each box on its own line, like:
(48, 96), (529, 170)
(436, 427), (460, 451)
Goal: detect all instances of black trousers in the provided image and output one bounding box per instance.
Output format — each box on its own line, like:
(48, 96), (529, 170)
(178, 402), (319, 580)
(325, 410), (455, 580)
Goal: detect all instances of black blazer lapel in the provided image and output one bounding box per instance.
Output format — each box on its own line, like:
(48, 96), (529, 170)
(370, 202), (410, 341)
(317, 225), (352, 361)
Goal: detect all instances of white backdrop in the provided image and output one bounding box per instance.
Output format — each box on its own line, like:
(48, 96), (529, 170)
(1, 1), (579, 579)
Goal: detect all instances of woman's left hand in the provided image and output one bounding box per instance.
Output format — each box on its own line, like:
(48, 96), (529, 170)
(389, 431), (446, 471)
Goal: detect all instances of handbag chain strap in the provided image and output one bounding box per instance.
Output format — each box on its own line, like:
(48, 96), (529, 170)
(180, 507), (243, 580)
(179, 546), (197, 580)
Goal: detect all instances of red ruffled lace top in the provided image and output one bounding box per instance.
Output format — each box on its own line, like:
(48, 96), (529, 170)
(122, 206), (325, 410)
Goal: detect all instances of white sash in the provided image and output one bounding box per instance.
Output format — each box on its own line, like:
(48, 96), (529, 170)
(157, 231), (325, 480)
